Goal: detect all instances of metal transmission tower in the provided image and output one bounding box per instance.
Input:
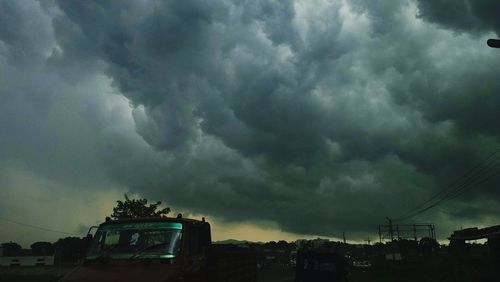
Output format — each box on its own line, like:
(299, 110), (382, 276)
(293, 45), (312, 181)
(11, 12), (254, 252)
(378, 222), (435, 243)
(487, 39), (500, 48)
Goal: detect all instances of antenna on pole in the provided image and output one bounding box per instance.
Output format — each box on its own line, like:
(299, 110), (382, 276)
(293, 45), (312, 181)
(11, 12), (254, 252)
(487, 39), (500, 49)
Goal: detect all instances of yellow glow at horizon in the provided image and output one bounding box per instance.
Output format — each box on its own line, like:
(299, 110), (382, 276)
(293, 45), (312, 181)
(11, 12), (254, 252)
(180, 213), (342, 243)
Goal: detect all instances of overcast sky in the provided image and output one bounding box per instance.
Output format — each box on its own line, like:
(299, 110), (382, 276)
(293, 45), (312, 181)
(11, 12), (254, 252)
(1, 0), (500, 246)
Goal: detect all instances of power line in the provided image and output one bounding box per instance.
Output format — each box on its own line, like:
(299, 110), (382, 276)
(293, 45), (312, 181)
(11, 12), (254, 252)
(402, 149), (500, 216)
(393, 149), (500, 222)
(446, 169), (500, 202)
(395, 162), (500, 222)
(395, 169), (500, 222)
(397, 156), (500, 220)
(0, 216), (79, 236)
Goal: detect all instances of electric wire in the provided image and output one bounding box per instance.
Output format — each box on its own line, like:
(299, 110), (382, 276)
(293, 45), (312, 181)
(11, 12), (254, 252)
(393, 149), (500, 222)
(0, 216), (79, 236)
(394, 161), (500, 222)
(402, 149), (500, 215)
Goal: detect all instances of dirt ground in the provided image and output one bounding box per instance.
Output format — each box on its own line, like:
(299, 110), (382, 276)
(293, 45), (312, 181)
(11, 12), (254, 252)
(0, 266), (73, 282)
(258, 265), (294, 282)
(256, 263), (453, 282)
(0, 263), (458, 282)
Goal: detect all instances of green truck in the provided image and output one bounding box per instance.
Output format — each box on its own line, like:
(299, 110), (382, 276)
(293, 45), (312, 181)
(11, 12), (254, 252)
(60, 216), (257, 282)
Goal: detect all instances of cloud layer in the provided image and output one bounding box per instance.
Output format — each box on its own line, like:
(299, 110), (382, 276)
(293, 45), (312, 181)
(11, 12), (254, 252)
(1, 0), (500, 243)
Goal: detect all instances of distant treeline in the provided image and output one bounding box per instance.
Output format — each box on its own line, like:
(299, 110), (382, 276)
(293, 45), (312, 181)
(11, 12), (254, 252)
(1, 237), (91, 264)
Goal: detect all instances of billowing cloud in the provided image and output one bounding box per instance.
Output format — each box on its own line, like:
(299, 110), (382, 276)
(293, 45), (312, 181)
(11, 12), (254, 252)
(416, 0), (500, 34)
(1, 0), (500, 245)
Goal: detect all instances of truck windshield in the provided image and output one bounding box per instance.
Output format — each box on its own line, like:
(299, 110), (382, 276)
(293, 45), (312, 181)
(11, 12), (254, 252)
(86, 222), (182, 260)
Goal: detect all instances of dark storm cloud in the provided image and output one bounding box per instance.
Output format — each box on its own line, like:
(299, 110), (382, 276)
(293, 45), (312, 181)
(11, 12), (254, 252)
(416, 0), (500, 34)
(2, 0), (500, 242)
(0, 0), (132, 245)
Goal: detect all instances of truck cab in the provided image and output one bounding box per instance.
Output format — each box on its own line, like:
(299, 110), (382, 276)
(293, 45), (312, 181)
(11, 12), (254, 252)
(60, 216), (256, 282)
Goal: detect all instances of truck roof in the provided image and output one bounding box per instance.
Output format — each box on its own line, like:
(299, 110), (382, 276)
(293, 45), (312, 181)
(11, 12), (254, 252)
(99, 216), (208, 227)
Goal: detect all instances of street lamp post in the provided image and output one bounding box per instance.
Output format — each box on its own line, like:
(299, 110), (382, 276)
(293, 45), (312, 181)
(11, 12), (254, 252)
(487, 39), (500, 48)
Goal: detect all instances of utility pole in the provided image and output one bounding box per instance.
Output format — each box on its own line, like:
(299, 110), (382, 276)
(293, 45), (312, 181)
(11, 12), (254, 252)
(342, 232), (346, 244)
(487, 39), (500, 48)
(386, 217), (394, 242)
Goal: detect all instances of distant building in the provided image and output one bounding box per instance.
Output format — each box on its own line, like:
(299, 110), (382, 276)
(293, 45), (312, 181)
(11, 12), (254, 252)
(449, 224), (500, 256)
(296, 238), (330, 250)
(448, 224), (500, 281)
(311, 238), (330, 248)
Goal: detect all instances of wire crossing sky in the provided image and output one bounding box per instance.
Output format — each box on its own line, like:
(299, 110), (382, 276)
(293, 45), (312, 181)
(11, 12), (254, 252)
(393, 148), (500, 222)
(1, 0), (500, 245)
(0, 217), (78, 236)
